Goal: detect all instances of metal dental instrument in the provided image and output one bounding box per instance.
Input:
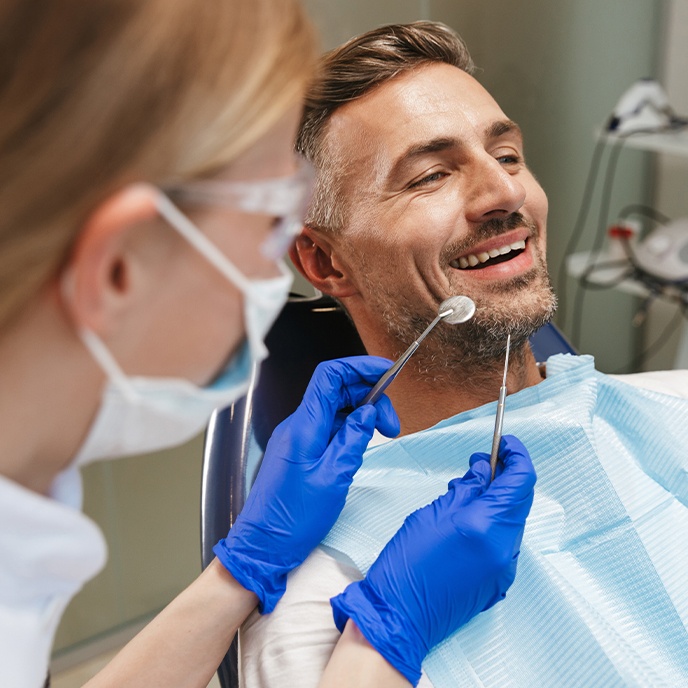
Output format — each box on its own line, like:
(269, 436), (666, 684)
(489, 333), (511, 481)
(361, 295), (476, 406)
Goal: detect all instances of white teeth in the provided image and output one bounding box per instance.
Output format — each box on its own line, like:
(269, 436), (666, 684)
(451, 239), (527, 270)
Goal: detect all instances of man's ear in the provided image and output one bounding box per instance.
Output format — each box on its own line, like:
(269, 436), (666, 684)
(60, 184), (161, 336)
(289, 226), (358, 298)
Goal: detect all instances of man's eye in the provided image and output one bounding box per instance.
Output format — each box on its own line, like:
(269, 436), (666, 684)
(496, 153), (523, 166)
(409, 171), (446, 188)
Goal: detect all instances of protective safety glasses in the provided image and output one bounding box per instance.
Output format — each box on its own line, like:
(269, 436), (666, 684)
(164, 156), (314, 260)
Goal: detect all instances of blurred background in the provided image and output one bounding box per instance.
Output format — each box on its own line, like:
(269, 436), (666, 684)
(52, 0), (687, 681)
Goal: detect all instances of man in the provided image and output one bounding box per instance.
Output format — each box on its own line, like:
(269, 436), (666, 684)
(241, 22), (688, 688)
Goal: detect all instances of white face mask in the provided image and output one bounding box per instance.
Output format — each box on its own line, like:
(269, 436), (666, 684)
(72, 192), (292, 466)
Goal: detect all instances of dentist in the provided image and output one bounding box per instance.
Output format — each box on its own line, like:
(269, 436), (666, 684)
(0, 2), (535, 688)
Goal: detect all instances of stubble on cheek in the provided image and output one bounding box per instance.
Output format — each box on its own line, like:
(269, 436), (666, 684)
(346, 207), (557, 378)
(406, 258), (557, 377)
(455, 266), (558, 355)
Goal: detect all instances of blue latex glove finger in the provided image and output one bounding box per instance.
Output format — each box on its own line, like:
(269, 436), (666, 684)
(331, 435), (536, 686)
(468, 450), (490, 467)
(321, 405), (379, 486)
(465, 451), (492, 486)
(214, 356), (400, 614)
(444, 457), (491, 508)
(294, 356), (400, 445)
(330, 389), (397, 440)
(489, 435), (538, 496)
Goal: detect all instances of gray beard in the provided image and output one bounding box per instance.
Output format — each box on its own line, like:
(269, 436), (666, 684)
(373, 264), (557, 383)
(352, 212), (557, 383)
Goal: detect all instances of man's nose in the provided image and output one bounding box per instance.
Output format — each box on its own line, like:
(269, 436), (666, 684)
(464, 156), (526, 222)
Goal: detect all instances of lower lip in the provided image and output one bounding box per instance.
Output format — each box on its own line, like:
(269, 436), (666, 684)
(451, 243), (535, 281)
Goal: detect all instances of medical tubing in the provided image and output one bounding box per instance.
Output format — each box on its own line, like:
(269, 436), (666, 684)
(573, 260), (684, 372)
(573, 257), (635, 348)
(592, 138), (627, 256)
(618, 203), (671, 227)
(569, 126), (674, 349)
(570, 279), (588, 349)
(570, 136), (627, 347)
(573, 250), (687, 366)
(608, 305), (684, 374)
(591, 126), (678, 263)
(579, 259), (635, 289)
(556, 137), (606, 327)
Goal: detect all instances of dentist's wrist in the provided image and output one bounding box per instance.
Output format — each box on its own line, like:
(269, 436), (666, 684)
(330, 581), (426, 686)
(213, 535), (287, 614)
(319, 618), (412, 688)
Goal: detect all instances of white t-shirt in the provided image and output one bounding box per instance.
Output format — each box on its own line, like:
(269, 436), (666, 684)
(239, 369), (688, 688)
(0, 468), (107, 688)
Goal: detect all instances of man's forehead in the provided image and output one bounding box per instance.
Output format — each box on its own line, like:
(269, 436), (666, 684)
(326, 62), (509, 170)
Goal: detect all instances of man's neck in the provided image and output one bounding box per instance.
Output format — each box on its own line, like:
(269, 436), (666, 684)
(378, 343), (543, 436)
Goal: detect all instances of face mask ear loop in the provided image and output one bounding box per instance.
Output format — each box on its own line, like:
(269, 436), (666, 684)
(156, 192), (293, 310)
(156, 193), (254, 292)
(60, 270), (141, 403)
(78, 328), (140, 403)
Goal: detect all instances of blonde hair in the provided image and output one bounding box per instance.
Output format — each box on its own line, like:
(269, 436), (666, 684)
(0, 0), (317, 329)
(296, 21), (474, 233)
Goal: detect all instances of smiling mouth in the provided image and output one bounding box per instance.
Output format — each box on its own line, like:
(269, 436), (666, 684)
(449, 239), (526, 270)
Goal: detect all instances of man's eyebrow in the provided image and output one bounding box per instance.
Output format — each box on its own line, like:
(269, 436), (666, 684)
(485, 119), (523, 140)
(386, 123), (522, 185)
(387, 137), (458, 182)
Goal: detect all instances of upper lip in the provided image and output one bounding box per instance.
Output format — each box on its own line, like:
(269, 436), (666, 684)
(453, 228), (531, 260)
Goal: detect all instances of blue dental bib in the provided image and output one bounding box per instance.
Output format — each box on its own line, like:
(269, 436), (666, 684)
(323, 354), (688, 687)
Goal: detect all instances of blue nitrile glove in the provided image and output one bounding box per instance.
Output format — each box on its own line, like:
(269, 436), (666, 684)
(214, 356), (400, 614)
(330, 435), (536, 686)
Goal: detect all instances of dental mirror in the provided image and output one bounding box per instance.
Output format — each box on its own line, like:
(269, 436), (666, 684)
(361, 295), (476, 406)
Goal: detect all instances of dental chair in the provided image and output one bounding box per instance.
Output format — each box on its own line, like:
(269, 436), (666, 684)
(200, 293), (576, 688)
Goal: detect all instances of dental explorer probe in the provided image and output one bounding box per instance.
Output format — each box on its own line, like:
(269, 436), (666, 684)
(361, 295), (476, 407)
(489, 333), (511, 481)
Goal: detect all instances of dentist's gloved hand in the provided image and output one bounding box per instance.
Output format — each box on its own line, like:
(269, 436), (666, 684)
(214, 356), (400, 614)
(330, 435), (536, 686)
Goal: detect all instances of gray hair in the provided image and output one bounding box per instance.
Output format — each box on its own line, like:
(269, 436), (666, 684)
(296, 21), (475, 232)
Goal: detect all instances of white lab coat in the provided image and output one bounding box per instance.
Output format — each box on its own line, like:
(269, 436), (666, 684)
(0, 467), (106, 688)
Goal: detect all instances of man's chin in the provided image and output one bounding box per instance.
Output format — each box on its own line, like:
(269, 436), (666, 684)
(431, 271), (557, 365)
(456, 302), (554, 357)
(369, 264), (556, 368)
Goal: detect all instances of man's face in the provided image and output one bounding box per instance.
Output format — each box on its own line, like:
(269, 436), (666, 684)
(325, 62), (555, 369)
